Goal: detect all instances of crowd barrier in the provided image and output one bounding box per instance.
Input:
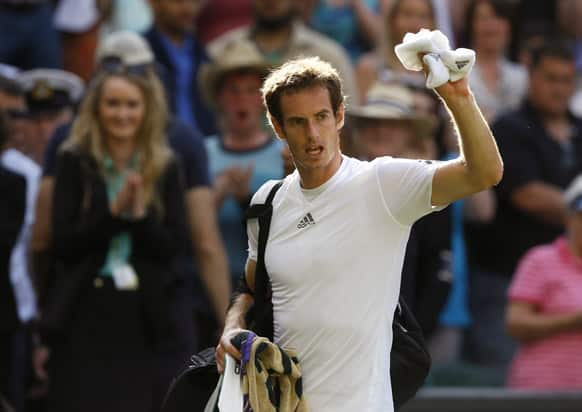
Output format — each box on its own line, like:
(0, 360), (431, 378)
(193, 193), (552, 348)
(401, 388), (582, 412)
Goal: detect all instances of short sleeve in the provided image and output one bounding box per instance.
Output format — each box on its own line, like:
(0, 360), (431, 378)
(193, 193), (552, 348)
(375, 157), (446, 226)
(508, 248), (548, 305)
(42, 123), (71, 177)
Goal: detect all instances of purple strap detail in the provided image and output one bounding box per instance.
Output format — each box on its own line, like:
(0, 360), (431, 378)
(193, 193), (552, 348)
(241, 333), (257, 412)
(240, 332), (257, 375)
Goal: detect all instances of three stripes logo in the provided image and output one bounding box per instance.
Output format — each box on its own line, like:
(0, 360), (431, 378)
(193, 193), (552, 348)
(297, 212), (316, 229)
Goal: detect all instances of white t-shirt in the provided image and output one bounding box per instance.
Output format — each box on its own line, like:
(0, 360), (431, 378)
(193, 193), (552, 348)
(247, 155), (444, 412)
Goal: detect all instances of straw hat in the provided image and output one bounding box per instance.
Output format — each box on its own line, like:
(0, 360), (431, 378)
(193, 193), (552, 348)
(348, 82), (437, 138)
(198, 39), (271, 109)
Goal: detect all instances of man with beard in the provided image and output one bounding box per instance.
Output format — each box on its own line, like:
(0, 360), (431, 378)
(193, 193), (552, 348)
(208, 0), (358, 103)
(144, 0), (217, 136)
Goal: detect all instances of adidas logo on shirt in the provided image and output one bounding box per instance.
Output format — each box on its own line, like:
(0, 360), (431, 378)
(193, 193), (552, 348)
(456, 59), (470, 70)
(297, 212), (315, 229)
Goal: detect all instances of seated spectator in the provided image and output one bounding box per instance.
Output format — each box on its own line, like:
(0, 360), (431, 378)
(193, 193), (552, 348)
(44, 55), (192, 412)
(461, 0), (527, 122)
(505, 175), (582, 390)
(17, 69), (84, 164)
(0, 0), (61, 70)
(199, 39), (284, 284)
(209, 0), (358, 103)
(465, 40), (582, 372)
(144, 0), (217, 136)
(0, 111), (28, 412)
(355, 0), (436, 101)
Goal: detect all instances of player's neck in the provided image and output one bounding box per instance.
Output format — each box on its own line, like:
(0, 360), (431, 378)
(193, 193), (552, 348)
(298, 152), (342, 189)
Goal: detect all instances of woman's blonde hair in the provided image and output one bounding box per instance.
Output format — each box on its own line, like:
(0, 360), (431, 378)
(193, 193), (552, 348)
(64, 70), (172, 213)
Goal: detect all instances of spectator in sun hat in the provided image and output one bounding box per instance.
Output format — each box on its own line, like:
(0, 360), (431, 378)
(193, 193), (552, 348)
(505, 174), (582, 390)
(31, 30), (231, 361)
(17, 69), (84, 165)
(199, 38), (284, 286)
(348, 82), (438, 161)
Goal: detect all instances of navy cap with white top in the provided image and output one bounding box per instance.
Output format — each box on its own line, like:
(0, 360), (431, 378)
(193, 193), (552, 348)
(18, 69), (84, 116)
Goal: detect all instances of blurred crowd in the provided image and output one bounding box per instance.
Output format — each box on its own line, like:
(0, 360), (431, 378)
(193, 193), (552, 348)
(1, 0), (582, 411)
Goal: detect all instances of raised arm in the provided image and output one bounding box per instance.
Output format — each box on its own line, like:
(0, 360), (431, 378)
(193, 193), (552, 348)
(431, 78), (503, 206)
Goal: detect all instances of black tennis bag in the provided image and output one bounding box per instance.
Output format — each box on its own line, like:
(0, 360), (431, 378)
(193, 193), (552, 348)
(162, 182), (431, 412)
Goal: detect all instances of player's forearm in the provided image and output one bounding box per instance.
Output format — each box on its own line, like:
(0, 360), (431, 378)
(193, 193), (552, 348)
(445, 93), (503, 188)
(224, 293), (254, 331)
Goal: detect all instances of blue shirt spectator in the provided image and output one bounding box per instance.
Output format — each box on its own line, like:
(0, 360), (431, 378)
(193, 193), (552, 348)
(205, 136), (284, 281)
(309, 0), (379, 61)
(159, 35), (198, 132)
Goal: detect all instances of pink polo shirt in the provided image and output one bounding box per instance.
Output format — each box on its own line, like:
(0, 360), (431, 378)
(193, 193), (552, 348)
(507, 237), (582, 389)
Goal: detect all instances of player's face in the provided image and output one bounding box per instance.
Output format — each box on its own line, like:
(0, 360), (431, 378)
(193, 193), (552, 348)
(273, 86), (344, 187)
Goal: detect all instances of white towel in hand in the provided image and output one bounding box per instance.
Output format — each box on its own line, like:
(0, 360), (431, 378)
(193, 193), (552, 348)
(394, 29), (476, 88)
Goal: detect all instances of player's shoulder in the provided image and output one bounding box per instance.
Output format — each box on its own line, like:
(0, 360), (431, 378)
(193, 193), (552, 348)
(250, 178), (286, 206)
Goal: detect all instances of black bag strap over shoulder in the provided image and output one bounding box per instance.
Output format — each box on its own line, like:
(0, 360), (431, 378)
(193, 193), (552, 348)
(244, 181), (283, 340)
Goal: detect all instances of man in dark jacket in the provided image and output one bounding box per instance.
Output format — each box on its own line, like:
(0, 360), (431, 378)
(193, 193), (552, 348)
(0, 111), (27, 412)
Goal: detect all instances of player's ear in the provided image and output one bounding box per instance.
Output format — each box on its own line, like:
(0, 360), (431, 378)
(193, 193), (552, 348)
(269, 113), (286, 141)
(335, 104), (345, 131)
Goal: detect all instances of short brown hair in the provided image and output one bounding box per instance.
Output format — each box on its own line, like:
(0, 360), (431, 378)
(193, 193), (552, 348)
(262, 57), (345, 128)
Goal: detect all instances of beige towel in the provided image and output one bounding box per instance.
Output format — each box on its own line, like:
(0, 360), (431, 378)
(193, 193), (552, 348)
(242, 337), (308, 412)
